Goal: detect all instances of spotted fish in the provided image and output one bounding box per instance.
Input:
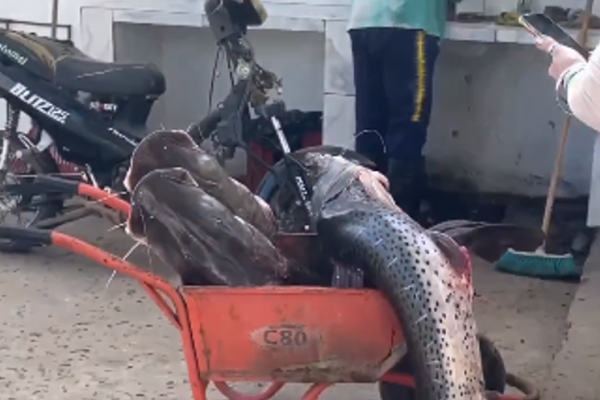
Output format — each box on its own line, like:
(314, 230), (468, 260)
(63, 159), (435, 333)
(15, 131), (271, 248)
(308, 153), (486, 400)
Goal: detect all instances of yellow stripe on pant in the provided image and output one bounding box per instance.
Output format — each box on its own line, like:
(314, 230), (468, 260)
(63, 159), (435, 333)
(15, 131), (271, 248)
(411, 31), (426, 123)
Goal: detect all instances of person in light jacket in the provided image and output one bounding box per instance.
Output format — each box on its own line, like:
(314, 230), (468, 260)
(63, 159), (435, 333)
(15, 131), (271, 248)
(536, 35), (600, 131)
(348, 0), (463, 220)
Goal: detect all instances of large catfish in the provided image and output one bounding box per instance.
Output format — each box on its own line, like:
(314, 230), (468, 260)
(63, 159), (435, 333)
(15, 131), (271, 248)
(307, 152), (487, 400)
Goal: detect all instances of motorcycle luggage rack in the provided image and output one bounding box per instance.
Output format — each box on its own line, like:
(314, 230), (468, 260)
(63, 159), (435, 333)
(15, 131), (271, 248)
(0, 18), (71, 41)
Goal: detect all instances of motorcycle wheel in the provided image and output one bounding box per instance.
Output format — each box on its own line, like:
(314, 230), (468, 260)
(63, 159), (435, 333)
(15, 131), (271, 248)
(0, 140), (63, 252)
(378, 333), (506, 400)
(254, 145), (375, 231)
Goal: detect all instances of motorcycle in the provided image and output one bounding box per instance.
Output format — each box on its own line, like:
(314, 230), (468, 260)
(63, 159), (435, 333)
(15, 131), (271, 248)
(0, 20), (169, 249)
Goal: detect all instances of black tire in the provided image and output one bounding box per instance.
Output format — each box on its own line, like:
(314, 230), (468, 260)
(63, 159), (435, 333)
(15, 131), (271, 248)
(255, 145), (375, 231)
(378, 334), (506, 400)
(0, 141), (63, 252)
(479, 333), (507, 393)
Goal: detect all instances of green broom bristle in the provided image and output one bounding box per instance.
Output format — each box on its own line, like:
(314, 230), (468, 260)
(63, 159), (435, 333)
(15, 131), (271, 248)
(495, 249), (582, 279)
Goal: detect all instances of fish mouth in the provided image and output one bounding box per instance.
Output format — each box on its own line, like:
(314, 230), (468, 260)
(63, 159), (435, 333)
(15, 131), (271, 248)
(125, 203), (146, 242)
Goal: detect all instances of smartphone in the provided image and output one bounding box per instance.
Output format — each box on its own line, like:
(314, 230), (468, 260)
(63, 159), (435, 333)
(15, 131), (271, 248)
(519, 13), (589, 59)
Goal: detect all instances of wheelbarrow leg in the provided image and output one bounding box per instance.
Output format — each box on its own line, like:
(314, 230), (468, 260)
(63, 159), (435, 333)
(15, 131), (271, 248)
(214, 381), (286, 400)
(300, 383), (333, 400)
(190, 380), (209, 400)
(183, 342), (209, 400)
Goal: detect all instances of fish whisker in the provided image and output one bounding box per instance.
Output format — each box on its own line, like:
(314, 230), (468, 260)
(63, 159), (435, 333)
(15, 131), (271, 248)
(401, 283), (416, 292)
(123, 241), (144, 261)
(86, 190), (127, 206)
(353, 227), (366, 241)
(351, 129), (387, 155)
(107, 222), (127, 232)
(104, 241), (145, 290)
(386, 256), (398, 269)
(104, 270), (117, 290)
(413, 313), (427, 326)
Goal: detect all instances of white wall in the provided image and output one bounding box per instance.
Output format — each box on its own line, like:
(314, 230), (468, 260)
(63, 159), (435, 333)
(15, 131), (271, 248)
(113, 23), (166, 131)
(9, 0), (600, 42)
(427, 41), (595, 196)
(4, 0), (600, 194)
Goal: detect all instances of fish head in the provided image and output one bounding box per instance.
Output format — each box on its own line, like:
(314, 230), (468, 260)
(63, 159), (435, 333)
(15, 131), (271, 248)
(124, 129), (200, 193)
(126, 167), (199, 241)
(125, 129), (228, 196)
(305, 153), (394, 215)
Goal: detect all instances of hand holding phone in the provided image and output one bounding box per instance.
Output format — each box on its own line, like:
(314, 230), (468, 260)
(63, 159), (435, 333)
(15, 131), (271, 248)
(519, 13), (589, 59)
(533, 35), (558, 53)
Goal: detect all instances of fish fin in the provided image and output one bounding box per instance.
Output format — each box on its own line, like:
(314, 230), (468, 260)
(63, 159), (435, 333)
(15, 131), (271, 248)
(429, 231), (472, 282)
(429, 221), (546, 263)
(429, 220), (489, 247)
(428, 219), (486, 234)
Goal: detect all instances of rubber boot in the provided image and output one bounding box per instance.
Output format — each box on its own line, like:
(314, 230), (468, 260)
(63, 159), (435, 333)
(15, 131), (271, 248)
(387, 157), (426, 221)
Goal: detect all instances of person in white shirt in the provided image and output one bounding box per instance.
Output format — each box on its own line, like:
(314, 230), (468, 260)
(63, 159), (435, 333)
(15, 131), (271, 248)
(536, 35), (600, 130)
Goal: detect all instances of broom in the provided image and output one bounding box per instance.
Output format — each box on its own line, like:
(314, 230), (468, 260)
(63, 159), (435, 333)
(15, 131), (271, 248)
(495, 0), (595, 280)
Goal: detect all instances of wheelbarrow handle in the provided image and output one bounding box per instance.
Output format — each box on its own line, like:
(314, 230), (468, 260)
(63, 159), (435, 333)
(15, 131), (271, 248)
(32, 176), (131, 214)
(0, 226), (51, 245)
(33, 174), (81, 195)
(2, 175), (80, 197)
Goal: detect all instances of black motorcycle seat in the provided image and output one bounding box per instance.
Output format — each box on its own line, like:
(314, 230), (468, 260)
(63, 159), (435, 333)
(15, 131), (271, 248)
(54, 57), (166, 96)
(0, 30), (166, 96)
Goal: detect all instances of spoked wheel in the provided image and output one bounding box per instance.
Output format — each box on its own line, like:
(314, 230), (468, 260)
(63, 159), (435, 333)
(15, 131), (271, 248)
(0, 139), (63, 252)
(379, 334), (507, 400)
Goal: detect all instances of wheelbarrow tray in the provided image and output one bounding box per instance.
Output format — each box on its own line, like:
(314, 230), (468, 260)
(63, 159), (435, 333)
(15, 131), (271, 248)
(184, 286), (405, 382)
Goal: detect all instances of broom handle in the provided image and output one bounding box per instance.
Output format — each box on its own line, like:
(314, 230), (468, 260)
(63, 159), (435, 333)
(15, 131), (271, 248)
(541, 0), (595, 235)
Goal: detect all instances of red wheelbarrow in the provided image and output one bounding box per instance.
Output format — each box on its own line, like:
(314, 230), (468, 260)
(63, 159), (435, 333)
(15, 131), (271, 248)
(0, 176), (539, 400)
